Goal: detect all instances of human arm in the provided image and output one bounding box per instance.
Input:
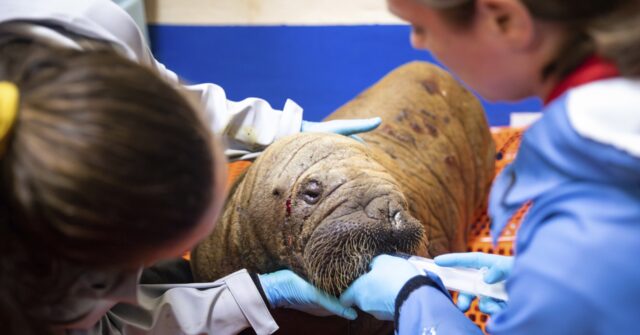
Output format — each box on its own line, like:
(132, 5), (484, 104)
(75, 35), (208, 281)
(82, 0), (380, 160)
(100, 269), (279, 335)
(80, 267), (354, 335)
(258, 270), (357, 319)
(406, 212), (611, 335)
(339, 255), (482, 334)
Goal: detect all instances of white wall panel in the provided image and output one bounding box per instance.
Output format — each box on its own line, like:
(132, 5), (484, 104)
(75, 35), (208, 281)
(145, 0), (402, 25)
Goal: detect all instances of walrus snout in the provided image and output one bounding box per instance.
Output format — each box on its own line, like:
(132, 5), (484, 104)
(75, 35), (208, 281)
(302, 193), (426, 296)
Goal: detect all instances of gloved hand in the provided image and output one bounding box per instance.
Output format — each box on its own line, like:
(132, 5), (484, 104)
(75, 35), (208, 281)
(435, 252), (513, 315)
(258, 269), (357, 320)
(301, 117), (382, 137)
(339, 255), (422, 320)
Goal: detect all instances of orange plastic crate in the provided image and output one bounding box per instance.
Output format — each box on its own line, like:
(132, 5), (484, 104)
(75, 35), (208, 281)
(461, 127), (528, 333)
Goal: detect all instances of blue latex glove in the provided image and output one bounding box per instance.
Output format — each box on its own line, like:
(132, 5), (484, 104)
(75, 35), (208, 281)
(339, 255), (422, 320)
(258, 269), (357, 320)
(435, 252), (513, 315)
(301, 117), (382, 136)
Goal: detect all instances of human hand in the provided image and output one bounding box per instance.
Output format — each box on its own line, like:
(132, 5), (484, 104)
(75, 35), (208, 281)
(301, 117), (382, 137)
(258, 269), (357, 319)
(339, 255), (422, 320)
(435, 252), (513, 315)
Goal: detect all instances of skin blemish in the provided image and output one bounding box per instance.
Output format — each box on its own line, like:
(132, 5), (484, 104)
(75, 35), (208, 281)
(286, 197), (292, 217)
(443, 116), (451, 124)
(385, 148), (398, 160)
(445, 155), (456, 167)
(395, 109), (409, 122)
(396, 131), (416, 144)
(423, 121), (439, 137)
(410, 121), (423, 134)
(381, 124), (395, 136)
(420, 80), (440, 95)
(420, 109), (437, 120)
(382, 124), (416, 144)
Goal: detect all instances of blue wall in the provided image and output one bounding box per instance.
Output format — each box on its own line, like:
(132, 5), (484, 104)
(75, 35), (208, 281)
(149, 24), (542, 126)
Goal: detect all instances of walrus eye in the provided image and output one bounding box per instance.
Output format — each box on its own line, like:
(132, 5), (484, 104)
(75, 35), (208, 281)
(300, 180), (323, 205)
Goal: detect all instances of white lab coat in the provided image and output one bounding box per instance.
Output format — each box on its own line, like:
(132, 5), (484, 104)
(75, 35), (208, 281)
(0, 0), (289, 333)
(0, 0), (304, 161)
(55, 268), (278, 335)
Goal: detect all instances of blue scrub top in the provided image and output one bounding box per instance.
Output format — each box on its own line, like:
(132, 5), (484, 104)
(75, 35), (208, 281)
(395, 79), (640, 335)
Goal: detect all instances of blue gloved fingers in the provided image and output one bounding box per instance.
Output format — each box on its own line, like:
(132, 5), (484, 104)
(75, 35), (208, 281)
(307, 287), (358, 320)
(349, 134), (365, 143)
(258, 270), (357, 319)
(483, 264), (510, 284)
(434, 252), (495, 269)
(340, 279), (394, 321)
(343, 117), (381, 135)
(338, 276), (365, 309)
(455, 293), (474, 312)
(340, 255), (420, 321)
(301, 117), (382, 136)
(339, 268), (393, 320)
(478, 296), (507, 315)
(436, 253), (513, 284)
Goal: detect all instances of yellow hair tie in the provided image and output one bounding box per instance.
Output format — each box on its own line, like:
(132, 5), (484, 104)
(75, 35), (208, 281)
(0, 81), (19, 156)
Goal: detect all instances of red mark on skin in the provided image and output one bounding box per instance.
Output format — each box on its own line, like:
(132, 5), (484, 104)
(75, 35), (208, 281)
(286, 197), (292, 217)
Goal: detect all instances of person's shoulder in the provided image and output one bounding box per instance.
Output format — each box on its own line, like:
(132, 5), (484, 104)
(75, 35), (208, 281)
(0, 0), (102, 22)
(565, 78), (640, 158)
(515, 78), (640, 188)
(80, 0), (146, 54)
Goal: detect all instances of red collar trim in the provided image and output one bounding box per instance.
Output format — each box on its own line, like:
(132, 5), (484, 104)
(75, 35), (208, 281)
(544, 56), (620, 105)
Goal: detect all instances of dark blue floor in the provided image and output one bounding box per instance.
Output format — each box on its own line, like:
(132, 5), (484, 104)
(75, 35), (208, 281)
(149, 24), (542, 126)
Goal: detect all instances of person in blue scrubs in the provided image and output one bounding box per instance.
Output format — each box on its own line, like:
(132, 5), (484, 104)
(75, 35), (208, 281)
(340, 0), (640, 334)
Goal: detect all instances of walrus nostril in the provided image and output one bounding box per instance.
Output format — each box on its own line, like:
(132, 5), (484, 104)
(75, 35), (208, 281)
(299, 180), (323, 205)
(392, 211), (403, 228)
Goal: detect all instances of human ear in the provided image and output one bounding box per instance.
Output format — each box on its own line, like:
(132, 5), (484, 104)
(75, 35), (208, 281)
(476, 0), (535, 50)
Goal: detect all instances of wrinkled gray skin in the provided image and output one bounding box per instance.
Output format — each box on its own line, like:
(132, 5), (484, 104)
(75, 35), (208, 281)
(193, 133), (426, 296)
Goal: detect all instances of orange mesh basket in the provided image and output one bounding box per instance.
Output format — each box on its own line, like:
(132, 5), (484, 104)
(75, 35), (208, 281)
(182, 160), (253, 262)
(459, 127), (529, 333)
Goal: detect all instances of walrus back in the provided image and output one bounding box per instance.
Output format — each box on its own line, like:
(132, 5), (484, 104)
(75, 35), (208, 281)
(327, 61), (494, 255)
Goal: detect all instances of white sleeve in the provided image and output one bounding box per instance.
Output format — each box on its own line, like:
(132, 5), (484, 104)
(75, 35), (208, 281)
(83, 0), (304, 160)
(186, 83), (303, 160)
(80, 270), (279, 335)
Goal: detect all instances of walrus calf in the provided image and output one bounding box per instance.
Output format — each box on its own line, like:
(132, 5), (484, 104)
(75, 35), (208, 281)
(192, 62), (495, 332)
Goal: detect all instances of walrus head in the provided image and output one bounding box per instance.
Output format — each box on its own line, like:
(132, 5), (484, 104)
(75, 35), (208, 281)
(219, 133), (427, 295)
